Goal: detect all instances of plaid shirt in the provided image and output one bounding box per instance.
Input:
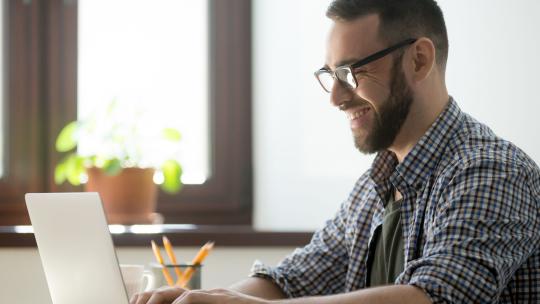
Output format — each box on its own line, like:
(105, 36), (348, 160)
(251, 98), (540, 303)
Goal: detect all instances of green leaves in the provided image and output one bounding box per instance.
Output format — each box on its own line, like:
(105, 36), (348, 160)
(54, 153), (85, 186)
(54, 162), (67, 185)
(55, 121), (79, 152)
(161, 159), (183, 194)
(54, 121), (84, 186)
(102, 159), (122, 176)
(54, 155), (123, 186)
(162, 128), (182, 142)
(158, 128), (183, 194)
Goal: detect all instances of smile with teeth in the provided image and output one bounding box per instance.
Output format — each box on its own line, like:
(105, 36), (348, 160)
(347, 107), (370, 121)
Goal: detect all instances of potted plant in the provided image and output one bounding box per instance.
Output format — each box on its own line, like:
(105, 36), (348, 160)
(54, 100), (183, 224)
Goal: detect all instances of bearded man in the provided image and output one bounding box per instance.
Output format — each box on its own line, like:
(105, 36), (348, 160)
(132, 1), (540, 303)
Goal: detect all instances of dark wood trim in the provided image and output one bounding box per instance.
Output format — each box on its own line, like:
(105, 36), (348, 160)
(46, 0), (78, 193)
(0, 0), (78, 225)
(0, 226), (313, 247)
(0, 0), (46, 224)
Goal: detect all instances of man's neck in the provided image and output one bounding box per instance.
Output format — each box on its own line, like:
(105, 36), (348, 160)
(389, 91), (450, 163)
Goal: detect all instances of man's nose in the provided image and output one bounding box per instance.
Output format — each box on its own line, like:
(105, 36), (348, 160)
(330, 79), (354, 109)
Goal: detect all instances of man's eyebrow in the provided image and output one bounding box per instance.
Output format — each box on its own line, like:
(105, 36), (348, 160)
(335, 58), (359, 67)
(322, 57), (363, 71)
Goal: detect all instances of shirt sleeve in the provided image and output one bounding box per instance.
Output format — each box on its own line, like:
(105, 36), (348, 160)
(250, 199), (351, 298)
(396, 157), (540, 303)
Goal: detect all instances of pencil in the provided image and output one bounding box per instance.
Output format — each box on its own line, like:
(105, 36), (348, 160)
(151, 240), (175, 286)
(178, 241), (214, 287)
(162, 236), (183, 281)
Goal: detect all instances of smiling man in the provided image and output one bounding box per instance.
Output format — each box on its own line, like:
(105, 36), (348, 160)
(132, 0), (540, 303)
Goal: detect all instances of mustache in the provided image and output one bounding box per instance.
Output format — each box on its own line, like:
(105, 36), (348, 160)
(339, 98), (371, 111)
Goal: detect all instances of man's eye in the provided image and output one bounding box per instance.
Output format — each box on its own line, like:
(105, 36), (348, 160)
(354, 70), (369, 80)
(354, 69), (368, 75)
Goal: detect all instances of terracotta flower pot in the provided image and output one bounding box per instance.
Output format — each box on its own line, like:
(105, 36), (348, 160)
(85, 167), (158, 224)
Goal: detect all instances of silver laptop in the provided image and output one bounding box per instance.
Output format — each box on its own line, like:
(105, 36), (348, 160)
(25, 192), (129, 304)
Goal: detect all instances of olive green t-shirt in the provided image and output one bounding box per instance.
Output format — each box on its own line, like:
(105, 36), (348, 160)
(367, 192), (404, 287)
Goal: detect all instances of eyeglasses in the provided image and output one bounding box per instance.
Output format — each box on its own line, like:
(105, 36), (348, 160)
(314, 38), (417, 93)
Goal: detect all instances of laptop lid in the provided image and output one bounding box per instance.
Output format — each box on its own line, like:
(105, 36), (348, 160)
(25, 192), (129, 304)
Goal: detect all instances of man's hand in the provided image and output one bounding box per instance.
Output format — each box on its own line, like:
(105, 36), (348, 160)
(130, 286), (268, 304)
(130, 286), (187, 304)
(171, 288), (269, 304)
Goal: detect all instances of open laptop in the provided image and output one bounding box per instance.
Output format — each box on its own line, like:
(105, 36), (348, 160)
(25, 192), (130, 304)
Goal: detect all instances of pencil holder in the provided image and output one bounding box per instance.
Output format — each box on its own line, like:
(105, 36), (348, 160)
(148, 263), (202, 290)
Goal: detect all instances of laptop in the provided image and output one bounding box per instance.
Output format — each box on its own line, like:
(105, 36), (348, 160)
(25, 192), (130, 304)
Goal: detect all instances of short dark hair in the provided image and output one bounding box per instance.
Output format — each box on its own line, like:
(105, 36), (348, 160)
(326, 0), (448, 70)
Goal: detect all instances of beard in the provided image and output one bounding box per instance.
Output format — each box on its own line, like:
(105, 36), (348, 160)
(354, 55), (413, 154)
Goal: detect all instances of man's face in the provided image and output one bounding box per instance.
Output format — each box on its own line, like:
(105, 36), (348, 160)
(325, 15), (413, 154)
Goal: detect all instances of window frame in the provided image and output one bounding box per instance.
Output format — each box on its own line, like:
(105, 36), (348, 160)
(0, 0), (253, 226)
(0, 0), (48, 225)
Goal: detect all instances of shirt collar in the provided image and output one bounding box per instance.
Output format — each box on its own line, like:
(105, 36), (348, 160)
(370, 97), (463, 194)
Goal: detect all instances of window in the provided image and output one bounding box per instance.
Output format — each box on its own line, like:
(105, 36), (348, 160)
(78, 0), (209, 184)
(0, 0), (252, 226)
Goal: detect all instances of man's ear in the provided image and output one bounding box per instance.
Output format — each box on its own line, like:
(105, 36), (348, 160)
(408, 37), (436, 83)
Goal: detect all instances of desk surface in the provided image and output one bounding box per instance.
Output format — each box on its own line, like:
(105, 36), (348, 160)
(0, 224), (313, 247)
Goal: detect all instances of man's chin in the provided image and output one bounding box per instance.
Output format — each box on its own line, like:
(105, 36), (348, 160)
(353, 136), (377, 155)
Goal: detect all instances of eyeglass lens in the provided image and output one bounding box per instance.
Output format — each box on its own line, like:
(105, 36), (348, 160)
(317, 72), (334, 93)
(317, 68), (356, 93)
(336, 68), (356, 89)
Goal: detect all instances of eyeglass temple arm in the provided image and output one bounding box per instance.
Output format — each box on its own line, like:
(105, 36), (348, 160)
(351, 38), (417, 69)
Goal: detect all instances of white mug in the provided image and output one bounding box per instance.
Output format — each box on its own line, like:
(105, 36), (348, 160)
(120, 264), (155, 299)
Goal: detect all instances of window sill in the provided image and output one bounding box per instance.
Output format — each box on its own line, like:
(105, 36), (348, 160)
(0, 225), (313, 247)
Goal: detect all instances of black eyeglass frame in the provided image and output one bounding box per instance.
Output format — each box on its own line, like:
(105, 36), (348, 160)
(314, 38), (418, 93)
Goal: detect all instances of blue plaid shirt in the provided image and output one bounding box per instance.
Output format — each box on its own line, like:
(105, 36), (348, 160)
(251, 98), (540, 303)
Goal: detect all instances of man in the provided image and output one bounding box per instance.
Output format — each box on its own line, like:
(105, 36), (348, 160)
(132, 0), (540, 303)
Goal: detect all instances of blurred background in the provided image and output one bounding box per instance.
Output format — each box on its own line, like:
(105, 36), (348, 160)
(1, 0), (539, 302)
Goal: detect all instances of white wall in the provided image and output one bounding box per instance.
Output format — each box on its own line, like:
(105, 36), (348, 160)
(0, 247), (294, 304)
(253, 0), (540, 231)
(440, 0), (540, 161)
